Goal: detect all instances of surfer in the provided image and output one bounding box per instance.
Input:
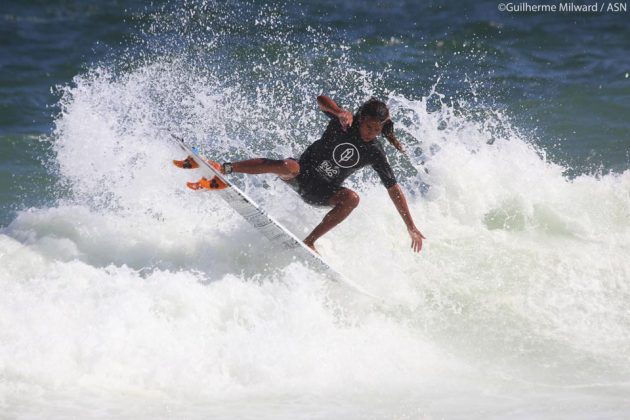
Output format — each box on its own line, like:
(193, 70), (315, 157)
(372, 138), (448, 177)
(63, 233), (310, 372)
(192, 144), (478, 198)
(175, 96), (425, 253)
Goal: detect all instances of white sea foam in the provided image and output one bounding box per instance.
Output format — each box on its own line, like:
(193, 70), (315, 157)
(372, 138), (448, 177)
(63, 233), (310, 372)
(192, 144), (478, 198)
(1, 39), (629, 420)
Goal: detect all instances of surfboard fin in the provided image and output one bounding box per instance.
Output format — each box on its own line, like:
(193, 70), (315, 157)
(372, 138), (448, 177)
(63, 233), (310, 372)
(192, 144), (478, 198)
(187, 177), (228, 190)
(174, 153), (227, 190)
(173, 156), (199, 169)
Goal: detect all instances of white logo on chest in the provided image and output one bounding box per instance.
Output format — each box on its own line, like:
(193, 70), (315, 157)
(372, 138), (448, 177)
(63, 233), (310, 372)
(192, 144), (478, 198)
(332, 143), (360, 168)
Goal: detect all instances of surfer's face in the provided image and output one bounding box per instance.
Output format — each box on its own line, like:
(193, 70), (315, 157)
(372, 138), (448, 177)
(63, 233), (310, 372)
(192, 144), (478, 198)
(359, 116), (388, 141)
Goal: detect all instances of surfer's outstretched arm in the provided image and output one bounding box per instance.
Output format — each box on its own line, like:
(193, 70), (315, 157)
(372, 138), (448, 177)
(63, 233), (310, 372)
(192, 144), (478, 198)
(387, 184), (425, 253)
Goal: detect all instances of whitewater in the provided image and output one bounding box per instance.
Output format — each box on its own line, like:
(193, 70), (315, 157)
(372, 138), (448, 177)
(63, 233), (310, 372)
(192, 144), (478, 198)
(1, 5), (629, 418)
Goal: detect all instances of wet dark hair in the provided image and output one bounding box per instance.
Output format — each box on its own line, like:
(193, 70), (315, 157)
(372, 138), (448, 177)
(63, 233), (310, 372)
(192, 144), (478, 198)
(358, 97), (404, 153)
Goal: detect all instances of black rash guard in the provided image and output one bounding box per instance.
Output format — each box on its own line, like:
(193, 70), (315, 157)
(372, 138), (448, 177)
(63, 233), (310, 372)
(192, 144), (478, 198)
(290, 112), (397, 206)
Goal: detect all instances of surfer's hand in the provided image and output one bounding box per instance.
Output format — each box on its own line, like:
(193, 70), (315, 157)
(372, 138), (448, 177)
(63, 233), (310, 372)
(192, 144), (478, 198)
(408, 227), (425, 253)
(337, 110), (353, 131)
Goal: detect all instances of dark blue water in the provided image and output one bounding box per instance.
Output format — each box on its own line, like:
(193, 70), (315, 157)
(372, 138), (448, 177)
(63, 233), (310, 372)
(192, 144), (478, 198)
(0, 0), (628, 226)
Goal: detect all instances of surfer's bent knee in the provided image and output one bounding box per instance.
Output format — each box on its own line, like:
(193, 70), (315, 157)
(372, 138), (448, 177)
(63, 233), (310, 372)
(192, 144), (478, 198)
(282, 158), (300, 177)
(344, 190), (360, 208)
(330, 188), (360, 209)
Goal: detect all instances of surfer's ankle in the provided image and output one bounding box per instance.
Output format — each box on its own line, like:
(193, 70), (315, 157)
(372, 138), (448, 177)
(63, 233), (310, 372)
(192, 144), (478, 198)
(303, 239), (318, 253)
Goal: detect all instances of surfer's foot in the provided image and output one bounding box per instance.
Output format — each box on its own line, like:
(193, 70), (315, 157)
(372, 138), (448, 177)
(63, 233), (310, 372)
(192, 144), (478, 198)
(303, 240), (319, 254)
(207, 160), (225, 174)
(173, 156), (199, 169)
(186, 176), (228, 190)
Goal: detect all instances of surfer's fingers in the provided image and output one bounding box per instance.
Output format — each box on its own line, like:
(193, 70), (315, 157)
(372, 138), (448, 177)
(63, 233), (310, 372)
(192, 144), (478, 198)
(413, 237), (422, 253)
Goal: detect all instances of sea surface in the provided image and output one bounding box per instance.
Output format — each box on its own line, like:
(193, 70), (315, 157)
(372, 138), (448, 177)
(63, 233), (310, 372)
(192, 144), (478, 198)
(1, 1), (629, 419)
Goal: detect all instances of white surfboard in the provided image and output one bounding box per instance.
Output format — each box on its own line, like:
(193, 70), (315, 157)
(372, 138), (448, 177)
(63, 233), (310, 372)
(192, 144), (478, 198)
(171, 135), (377, 298)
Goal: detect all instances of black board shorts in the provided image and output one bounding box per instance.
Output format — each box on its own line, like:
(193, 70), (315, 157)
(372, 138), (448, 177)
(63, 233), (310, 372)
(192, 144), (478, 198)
(284, 158), (341, 207)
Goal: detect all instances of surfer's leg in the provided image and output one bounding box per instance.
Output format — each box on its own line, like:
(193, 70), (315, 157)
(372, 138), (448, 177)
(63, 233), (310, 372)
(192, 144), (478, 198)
(303, 188), (360, 251)
(230, 158), (299, 181)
